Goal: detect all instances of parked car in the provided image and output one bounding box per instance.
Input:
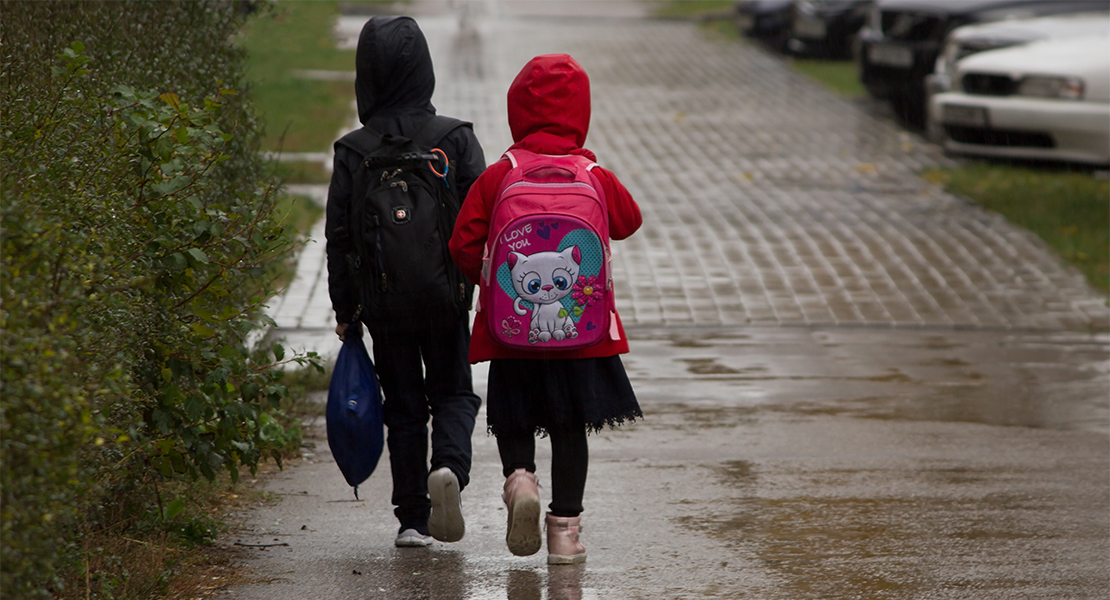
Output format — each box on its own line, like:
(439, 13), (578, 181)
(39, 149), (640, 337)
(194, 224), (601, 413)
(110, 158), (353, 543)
(931, 35), (1110, 166)
(735, 0), (795, 51)
(927, 12), (1110, 96)
(855, 0), (1108, 125)
(923, 12), (1109, 138)
(787, 0), (873, 58)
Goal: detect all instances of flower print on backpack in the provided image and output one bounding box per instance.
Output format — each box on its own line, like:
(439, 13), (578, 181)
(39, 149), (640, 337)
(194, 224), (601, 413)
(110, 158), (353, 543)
(571, 274), (604, 307)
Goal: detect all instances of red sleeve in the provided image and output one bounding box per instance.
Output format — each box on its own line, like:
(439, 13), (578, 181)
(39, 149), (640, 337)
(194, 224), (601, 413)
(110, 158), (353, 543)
(450, 160), (511, 283)
(591, 166), (642, 240)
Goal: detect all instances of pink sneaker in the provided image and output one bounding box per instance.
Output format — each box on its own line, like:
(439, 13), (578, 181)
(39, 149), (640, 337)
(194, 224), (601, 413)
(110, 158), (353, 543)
(503, 468), (542, 556)
(546, 513), (586, 564)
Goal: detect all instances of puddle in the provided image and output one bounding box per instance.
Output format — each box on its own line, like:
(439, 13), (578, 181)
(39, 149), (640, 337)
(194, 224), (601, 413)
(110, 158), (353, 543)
(632, 327), (1108, 433)
(864, 370), (914, 383)
(718, 460), (756, 481)
(924, 357), (972, 368)
(918, 335), (964, 350)
(679, 489), (1104, 599)
(678, 357), (743, 375)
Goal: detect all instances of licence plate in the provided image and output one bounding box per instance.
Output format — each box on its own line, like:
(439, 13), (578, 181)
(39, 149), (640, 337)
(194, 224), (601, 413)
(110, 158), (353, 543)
(793, 16), (827, 39)
(942, 104), (989, 128)
(945, 104), (990, 127)
(868, 43), (914, 68)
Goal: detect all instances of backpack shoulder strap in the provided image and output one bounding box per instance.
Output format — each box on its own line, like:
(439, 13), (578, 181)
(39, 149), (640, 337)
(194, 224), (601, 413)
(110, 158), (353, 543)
(334, 117), (470, 157)
(334, 126), (385, 158)
(411, 115), (471, 150)
(504, 149), (595, 172)
(503, 150), (521, 168)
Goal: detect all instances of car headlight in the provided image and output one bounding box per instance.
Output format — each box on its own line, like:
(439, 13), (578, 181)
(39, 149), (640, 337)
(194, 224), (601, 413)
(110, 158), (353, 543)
(1017, 76), (1085, 100)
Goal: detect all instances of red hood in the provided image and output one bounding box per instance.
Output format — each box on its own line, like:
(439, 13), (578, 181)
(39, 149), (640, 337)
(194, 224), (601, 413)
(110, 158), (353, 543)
(507, 54), (593, 159)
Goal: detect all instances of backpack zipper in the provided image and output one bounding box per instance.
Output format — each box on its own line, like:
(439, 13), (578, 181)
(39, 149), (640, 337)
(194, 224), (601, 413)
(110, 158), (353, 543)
(501, 180), (596, 194)
(376, 168), (402, 182)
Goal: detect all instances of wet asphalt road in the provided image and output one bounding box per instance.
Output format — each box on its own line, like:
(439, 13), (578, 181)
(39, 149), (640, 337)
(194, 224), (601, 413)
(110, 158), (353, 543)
(230, 1), (1110, 599)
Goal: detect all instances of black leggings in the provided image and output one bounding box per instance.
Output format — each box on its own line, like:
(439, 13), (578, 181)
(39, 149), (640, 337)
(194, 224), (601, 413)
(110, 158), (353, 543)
(497, 427), (588, 518)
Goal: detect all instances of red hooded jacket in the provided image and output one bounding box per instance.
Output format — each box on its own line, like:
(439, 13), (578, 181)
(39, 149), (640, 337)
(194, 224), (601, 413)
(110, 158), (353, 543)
(449, 54), (642, 364)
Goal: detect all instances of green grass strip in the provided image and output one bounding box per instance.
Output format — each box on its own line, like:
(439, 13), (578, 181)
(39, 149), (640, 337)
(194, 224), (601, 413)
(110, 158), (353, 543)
(924, 164), (1109, 294)
(788, 59), (866, 98)
(652, 0), (735, 19)
(240, 1), (357, 152)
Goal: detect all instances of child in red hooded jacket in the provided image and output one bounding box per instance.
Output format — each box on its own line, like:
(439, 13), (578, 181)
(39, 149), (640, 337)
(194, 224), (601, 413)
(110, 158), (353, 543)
(449, 54), (642, 564)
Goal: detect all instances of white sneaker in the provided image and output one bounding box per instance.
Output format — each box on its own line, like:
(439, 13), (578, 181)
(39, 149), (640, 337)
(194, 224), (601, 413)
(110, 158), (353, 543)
(394, 528), (433, 548)
(427, 467), (465, 542)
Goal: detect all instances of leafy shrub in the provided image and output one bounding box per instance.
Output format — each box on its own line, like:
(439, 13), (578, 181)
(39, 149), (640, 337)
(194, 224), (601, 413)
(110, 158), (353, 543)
(0, 2), (319, 597)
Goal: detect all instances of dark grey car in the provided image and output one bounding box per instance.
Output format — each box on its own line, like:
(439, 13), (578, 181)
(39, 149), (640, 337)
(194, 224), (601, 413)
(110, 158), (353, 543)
(787, 0), (873, 58)
(735, 0), (795, 51)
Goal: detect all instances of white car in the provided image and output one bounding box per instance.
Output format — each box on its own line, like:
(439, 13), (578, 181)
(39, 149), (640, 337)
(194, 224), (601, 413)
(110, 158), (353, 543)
(930, 34), (1110, 166)
(927, 12), (1110, 96)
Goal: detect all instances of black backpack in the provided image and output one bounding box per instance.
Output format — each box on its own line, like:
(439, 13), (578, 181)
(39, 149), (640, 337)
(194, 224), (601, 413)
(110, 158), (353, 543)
(334, 116), (474, 325)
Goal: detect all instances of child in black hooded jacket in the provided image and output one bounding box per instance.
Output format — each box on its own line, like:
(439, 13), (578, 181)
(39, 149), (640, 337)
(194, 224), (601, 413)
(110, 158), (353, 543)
(325, 15), (486, 548)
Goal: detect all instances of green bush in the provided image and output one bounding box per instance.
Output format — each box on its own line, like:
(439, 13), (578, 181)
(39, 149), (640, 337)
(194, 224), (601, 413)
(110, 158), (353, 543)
(1, 2), (320, 597)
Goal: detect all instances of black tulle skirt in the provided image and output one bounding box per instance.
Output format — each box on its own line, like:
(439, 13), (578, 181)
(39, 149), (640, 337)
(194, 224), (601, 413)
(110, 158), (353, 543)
(485, 355), (641, 437)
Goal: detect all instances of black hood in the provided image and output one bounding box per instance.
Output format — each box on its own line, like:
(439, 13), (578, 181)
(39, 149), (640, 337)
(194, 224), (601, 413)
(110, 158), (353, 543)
(355, 16), (435, 124)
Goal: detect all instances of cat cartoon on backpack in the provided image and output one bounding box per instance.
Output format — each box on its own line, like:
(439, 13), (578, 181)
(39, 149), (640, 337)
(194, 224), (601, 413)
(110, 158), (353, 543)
(508, 246), (581, 344)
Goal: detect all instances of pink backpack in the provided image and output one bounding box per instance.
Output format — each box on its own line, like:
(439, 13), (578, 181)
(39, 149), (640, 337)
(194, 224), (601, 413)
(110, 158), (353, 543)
(479, 149), (613, 350)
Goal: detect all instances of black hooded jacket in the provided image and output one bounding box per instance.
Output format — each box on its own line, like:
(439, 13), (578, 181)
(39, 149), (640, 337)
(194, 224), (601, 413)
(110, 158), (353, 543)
(325, 16), (486, 326)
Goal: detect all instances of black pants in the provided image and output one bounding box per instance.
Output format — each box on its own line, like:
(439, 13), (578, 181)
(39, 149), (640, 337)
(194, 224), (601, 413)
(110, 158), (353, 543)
(369, 315), (480, 531)
(497, 427), (588, 518)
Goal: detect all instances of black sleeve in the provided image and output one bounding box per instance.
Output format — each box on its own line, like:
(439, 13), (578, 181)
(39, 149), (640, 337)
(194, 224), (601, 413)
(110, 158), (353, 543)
(442, 125), (486, 204)
(325, 145), (360, 325)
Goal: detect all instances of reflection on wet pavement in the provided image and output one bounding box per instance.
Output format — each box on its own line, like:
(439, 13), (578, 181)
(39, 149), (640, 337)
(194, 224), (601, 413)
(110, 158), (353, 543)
(676, 468), (1107, 599)
(624, 326), (1109, 433)
(345, 553), (588, 600)
(505, 569), (542, 600)
(611, 327), (1109, 599)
